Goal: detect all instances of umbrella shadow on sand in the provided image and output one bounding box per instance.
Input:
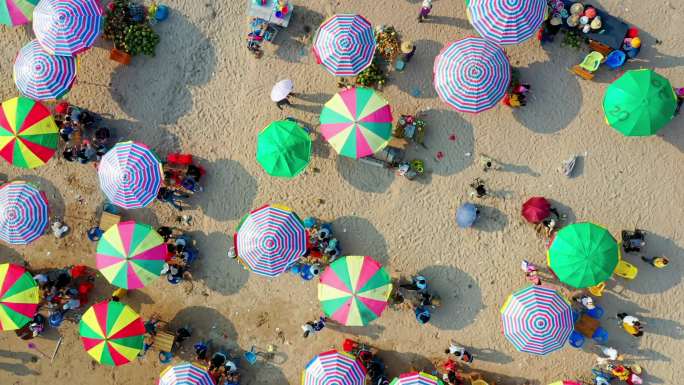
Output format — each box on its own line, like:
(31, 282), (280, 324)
(327, 323), (386, 340)
(416, 265), (482, 330)
(273, 5), (325, 63)
(168, 306), (240, 360)
(0, 244), (24, 264)
(335, 156), (395, 193)
(189, 231), (249, 295)
(375, 350), (436, 378)
(472, 205), (508, 233)
(97, 117), (182, 155)
(617, 232), (682, 294)
(393, 39), (441, 100)
(658, 118), (684, 153)
(195, 159), (258, 222)
(331, 216), (389, 265)
(109, 12), (217, 125)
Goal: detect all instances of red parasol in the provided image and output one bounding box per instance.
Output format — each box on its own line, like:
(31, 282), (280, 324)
(522, 197), (550, 223)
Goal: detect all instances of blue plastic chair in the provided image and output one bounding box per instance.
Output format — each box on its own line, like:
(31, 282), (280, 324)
(586, 304), (604, 320)
(604, 50), (626, 69)
(244, 346), (258, 365)
(592, 327), (609, 344)
(569, 330), (585, 348)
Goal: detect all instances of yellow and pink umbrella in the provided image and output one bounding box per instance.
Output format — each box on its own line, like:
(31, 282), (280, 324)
(95, 221), (167, 290)
(319, 87), (392, 159)
(318, 255), (392, 326)
(0, 96), (58, 169)
(0, 263), (40, 331)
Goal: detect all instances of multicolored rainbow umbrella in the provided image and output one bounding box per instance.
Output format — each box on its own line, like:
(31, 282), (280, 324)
(33, 0), (103, 56)
(500, 285), (573, 355)
(318, 255), (392, 326)
(0, 263), (40, 331)
(0, 96), (58, 169)
(302, 350), (367, 385)
(313, 14), (376, 77)
(390, 372), (443, 385)
(14, 39), (77, 101)
(468, 0), (547, 45)
(433, 37), (511, 113)
(0, 0), (39, 26)
(234, 204), (307, 277)
(319, 87), (392, 159)
(96, 221), (166, 290)
(0, 181), (49, 245)
(159, 362), (213, 385)
(98, 141), (163, 209)
(79, 300), (145, 366)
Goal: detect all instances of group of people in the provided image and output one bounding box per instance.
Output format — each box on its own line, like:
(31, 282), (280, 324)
(158, 226), (199, 284)
(158, 153), (205, 211)
(390, 275), (441, 325)
(442, 342), (476, 385)
(502, 82), (531, 108)
(55, 102), (111, 165)
(343, 339), (390, 385)
(194, 341), (241, 385)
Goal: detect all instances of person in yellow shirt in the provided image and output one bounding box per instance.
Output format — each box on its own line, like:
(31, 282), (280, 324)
(641, 256), (669, 268)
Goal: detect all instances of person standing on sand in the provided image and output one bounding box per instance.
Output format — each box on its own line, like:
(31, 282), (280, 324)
(641, 256), (669, 268)
(445, 342), (474, 364)
(617, 313), (644, 337)
(271, 79), (298, 110)
(418, 0), (432, 22)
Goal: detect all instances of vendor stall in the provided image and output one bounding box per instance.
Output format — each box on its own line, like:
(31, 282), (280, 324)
(551, 0), (632, 51)
(248, 0), (292, 27)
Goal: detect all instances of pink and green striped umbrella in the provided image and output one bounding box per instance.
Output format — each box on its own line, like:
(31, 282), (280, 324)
(95, 221), (167, 290)
(79, 300), (144, 366)
(0, 263), (40, 331)
(0, 0), (38, 26)
(318, 255), (392, 326)
(390, 372), (444, 385)
(319, 87), (392, 159)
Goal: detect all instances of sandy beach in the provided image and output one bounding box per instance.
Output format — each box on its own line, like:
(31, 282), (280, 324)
(0, 0), (683, 384)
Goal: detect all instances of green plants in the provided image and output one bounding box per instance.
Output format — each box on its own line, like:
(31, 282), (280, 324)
(355, 57), (388, 89)
(123, 24), (160, 56)
(561, 30), (582, 49)
(103, 0), (132, 50)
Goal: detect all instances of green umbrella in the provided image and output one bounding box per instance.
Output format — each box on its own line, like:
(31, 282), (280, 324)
(603, 69), (677, 136)
(256, 120), (312, 178)
(547, 222), (619, 288)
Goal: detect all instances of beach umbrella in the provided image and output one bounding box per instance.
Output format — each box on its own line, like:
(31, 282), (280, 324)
(234, 204), (307, 277)
(500, 285), (574, 355)
(433, 37), (511, 113)
(270, 79), (294, 102)
(257, 120), (312, 178)
(313, 14), (376, 77)
(318, 255), (392, 326)
(0, 181), (49, 245)
(159, 362), (213, 385)
(521, 196), (550, 224)
(456, 202), (478, 228)
(98, 141), (163, 209)
(0, 96), (59, 169)
(14, 40), (77, 101)
(390, 372), (444, 385)
(0, 0), (38, 27)
(33, 0), (103, 56)
(468, 0), (547, 45)
(603, 69), (677, 136)
(547, 222), (619, 288)
(95, 221), (166, 290)
(79, 300), (145, 366)
(319, 87), (392, 159)
(302, 349), (366, 385)
(0, 263), (40, 331)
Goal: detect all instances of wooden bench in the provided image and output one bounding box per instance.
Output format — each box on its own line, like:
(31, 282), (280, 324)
(570, 65), (595, 80)
(388, 137), (409, 150)
(99, 212), (121, 232)
(589, 40), (613, 57)
(575, 314), (600, 338)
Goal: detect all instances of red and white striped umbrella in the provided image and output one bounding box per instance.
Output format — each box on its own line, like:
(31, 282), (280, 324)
(433, 37), (510, 113)
(468, 0), (547, 45)
(303, 350), (366, 385)
(312, 14), (376, 77)
(33, 0), (103, 56)
(0, 181), (49, 245)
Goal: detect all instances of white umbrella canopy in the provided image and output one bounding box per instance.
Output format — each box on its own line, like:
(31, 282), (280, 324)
(271, 79), (294, 102)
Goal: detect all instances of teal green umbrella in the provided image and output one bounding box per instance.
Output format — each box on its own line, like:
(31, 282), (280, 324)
(256, 120), (311, 178)
(603, 69), (677, 136)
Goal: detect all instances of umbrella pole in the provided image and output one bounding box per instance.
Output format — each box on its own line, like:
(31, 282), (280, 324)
(51, 337), (63, 362)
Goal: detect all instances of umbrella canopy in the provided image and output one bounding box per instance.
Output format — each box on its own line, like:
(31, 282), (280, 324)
(603, 69), (677, 136)
(521, 197), (550, 224)
(79, 300), (145, 366)
(0, 0), (38, 26)
(468, 0), (547, 45)
(302, 349), (366, 385)
(96, 221), (166, 290)
(271, 79), (294, 102)
(318, 255), (391, 326)
(257, 120), (312, 178)
(234, 204), (307, 277)
(0, 181), (48, 245)
(313, 14), (376, 77)
(433, 37), (511, 113)
(0, 263), (40, 331)
(390, 372), (444, 385)
(159, 362), (213, 385)
(500, 285), (574, 355)
(98, 141), (163, 209)
(319, 87), (392, 159)
(547, 222), (619, 288)
(33, 0), (103, 56)
(14, 39), (77, 100)
(0, 96), (58, 169)
(456, 202), (478, 228)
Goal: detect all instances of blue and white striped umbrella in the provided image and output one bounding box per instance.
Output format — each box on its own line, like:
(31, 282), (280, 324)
(33, 0), (102, 56)
(433, 37), (510, 113)
(468, 0), (547, 45)
(98, 141), (162, 209)
(0, 181), (49, 245)
(158, 362), (213, 385)
(313, 14), (376, 77)
(500, 285), (573, 355)
(14, 40), (77, 101)
(303, 350), (366, 385)
(234, 204), (307, 277)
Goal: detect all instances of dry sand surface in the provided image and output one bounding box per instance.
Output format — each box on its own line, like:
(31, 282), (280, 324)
(1, 0), (683, 384)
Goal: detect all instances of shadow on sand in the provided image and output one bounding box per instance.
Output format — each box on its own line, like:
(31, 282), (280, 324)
(417, 265), (483, 330)
(190, 231), (250, 295)
(331, 216), (389, 265)
(195, 159), (258, 222)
